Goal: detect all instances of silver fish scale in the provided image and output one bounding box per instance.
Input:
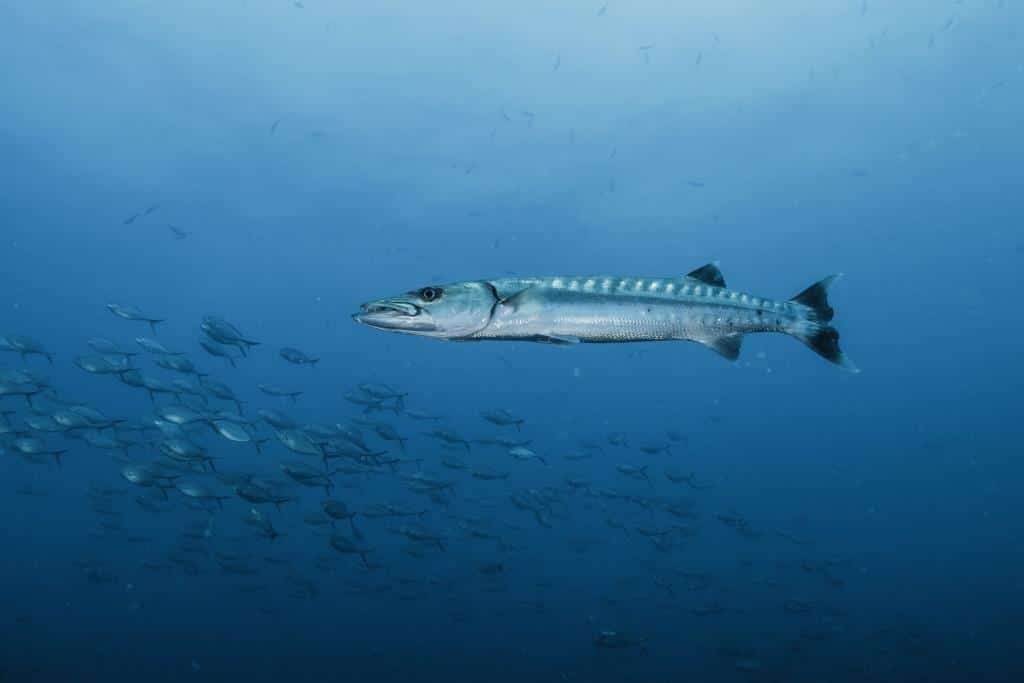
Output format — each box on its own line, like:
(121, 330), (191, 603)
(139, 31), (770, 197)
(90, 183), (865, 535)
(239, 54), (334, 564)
(479, 276), (801, 343)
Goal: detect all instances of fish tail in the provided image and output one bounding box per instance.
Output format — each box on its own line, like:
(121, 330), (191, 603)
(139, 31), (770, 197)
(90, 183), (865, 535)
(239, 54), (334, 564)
(787, 275), (858, 372)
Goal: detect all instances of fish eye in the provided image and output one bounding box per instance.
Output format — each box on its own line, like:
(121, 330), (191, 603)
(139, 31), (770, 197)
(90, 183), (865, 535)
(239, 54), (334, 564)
(419, 287), (443, 302)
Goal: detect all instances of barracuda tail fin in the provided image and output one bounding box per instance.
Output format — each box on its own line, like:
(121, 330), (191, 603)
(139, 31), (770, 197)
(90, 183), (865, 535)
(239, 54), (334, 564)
(788, 275), (858, 372)
(790, 275), (837, 322)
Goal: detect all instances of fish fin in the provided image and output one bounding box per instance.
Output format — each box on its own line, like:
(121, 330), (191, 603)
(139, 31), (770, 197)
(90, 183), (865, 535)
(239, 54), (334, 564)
(789, 274), (839, 322)
(698, 334), (742, 361)
(495, 285), (538, 310)
(789, 321), (859, 373)
(787, 275), (858, 371)
(536, 334), (580, 345)
(686, 262), (726, 287)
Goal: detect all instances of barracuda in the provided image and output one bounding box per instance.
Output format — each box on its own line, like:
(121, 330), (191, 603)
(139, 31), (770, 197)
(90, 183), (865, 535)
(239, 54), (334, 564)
(353, 263), (857, 371)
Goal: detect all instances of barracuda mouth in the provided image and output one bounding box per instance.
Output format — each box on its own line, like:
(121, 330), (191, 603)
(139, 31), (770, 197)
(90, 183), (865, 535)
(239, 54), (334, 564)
(352, 299), (438, 332)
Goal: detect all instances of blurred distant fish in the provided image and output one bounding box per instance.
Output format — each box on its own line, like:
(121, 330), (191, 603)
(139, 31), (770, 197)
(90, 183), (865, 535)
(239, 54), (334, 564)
(135, 337), (181, 356)
(153, 355), (200, 375)
(167, 225), (190, 240)
(279, 347), (319, 367)
(258, 408), (297, 431)
(344, 391), (394, 414)
(245, 507), (281, 540)
(74, 354), (128, 375)
(202, 376), (245, 413)
(353, 264), (857, 370)
(0, 334), (54, 364)
(358, 382), (407, 406)
(259, 384), (303, 403)
(87, 337), (138, 362)
(270, 118), (282, 134)
(107, 304), (164, 333)
(509, 446), (545, 464)
(122, 204), (158, 225)
(597, 3), (607, 16)
(201, 316), (260, 357)
(199, 338), (238, 367)
(481, 409), (524, 431)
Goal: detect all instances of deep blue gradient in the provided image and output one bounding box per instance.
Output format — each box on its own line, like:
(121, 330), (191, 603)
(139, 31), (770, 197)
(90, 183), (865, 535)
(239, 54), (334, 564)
(2, 2), (1023, 681)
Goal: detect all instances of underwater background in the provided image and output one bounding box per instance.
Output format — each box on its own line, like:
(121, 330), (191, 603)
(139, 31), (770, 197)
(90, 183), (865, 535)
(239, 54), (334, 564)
(2, 1), (1023, 681)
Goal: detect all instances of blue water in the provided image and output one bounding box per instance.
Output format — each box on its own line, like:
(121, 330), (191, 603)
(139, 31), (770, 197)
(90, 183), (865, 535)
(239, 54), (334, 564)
(2, 2), (1023, 681)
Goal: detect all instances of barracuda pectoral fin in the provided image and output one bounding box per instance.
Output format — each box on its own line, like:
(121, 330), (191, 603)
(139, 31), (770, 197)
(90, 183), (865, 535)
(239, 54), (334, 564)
(494, 285), (538, 311)
(697, 334), (743, 361)
(686, 262), (726, 287)
(534, 334), (580, 345)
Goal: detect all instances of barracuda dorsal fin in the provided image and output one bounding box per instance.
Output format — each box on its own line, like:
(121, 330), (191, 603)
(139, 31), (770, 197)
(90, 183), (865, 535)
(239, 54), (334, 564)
(686, 262), (726, 287)
(699, 334), (742, 360)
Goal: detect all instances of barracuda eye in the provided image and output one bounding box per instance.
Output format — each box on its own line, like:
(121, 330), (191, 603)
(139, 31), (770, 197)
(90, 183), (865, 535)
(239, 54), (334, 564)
(419, 287), (443, 302)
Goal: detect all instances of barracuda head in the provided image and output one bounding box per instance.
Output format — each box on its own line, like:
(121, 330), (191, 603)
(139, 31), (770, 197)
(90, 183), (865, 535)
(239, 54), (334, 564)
(353, 282), (496, 339)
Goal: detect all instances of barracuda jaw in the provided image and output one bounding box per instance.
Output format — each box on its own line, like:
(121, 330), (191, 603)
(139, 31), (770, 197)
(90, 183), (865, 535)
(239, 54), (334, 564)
(353, 281), (497, 339)
(353, 299), (439, 333)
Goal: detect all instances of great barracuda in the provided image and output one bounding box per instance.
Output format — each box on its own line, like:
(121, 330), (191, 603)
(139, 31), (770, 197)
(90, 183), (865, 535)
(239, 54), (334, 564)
(353, 263), (856, 371)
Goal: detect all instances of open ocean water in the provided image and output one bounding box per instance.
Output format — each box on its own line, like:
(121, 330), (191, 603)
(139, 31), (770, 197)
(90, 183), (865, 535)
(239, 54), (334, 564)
(2, 1), (1023, 681)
